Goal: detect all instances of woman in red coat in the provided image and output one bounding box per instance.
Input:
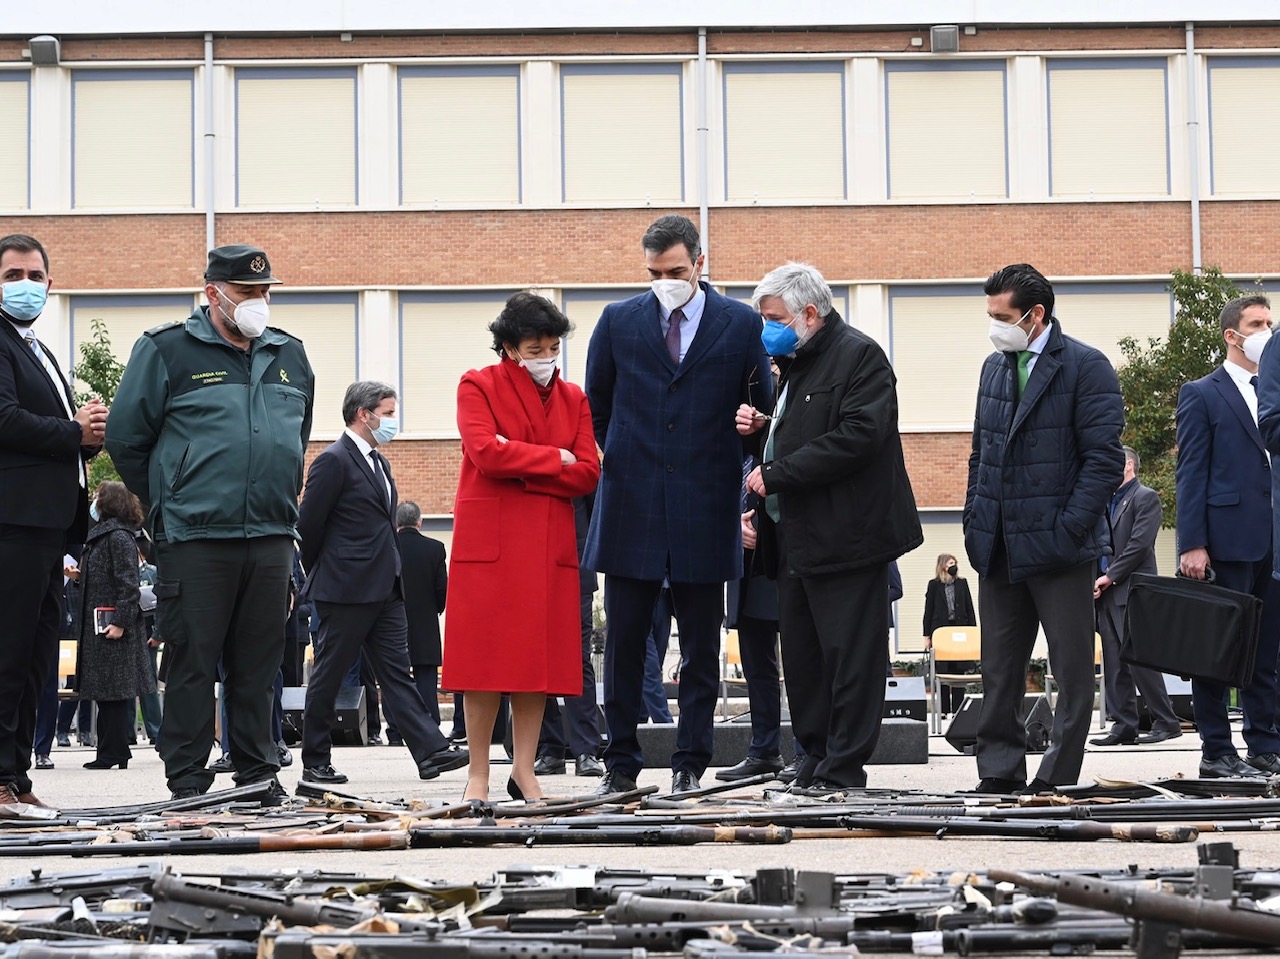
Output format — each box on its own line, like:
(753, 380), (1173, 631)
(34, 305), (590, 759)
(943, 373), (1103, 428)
(442, 293), (600, 804)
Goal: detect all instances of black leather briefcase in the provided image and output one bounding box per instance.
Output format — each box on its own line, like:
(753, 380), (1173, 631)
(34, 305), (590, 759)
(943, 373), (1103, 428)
(1123, 571), (1263, 687)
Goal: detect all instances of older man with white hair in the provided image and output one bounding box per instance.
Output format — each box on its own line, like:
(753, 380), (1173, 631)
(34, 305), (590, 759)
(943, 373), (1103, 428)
(736, 262), (922, 793)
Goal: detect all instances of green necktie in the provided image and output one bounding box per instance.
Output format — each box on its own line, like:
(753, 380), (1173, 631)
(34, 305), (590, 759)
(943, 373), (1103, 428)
(1017, 350), (1033, 398)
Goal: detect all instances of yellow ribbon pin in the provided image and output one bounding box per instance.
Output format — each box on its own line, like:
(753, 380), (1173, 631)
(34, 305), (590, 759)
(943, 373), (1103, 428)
(279, 369), (290, 383)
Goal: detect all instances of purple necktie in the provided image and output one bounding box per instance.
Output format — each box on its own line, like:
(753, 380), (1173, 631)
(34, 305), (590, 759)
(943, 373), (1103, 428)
(666, 308), (685, 364)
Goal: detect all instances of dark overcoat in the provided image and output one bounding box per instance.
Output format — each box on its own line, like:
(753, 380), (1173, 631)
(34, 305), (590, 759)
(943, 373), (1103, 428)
(584, 283), (772, 584)
(77, 518), (155, 701)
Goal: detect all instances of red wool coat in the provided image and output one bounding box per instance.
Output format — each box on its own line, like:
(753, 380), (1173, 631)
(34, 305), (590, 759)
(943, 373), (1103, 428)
(441, 358), (600, 694)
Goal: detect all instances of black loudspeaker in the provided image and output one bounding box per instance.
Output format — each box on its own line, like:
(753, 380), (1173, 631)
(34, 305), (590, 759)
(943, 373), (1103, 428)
(281, 686), (368, 746)
(945, 693), (1054, 755)
(1136, 675), (1195, 728)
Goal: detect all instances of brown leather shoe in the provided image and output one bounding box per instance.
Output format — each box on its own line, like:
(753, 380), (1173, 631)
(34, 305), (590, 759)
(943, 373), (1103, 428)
(0, 784), (17, 806)
(15, 792), (47, 807)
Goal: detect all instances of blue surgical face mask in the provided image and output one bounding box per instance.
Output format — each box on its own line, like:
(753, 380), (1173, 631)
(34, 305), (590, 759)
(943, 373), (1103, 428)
(89, 500), (100, 522)
(370, 414), (399, 446)
(761, 320), (799, 357)
(2, 279), (48, 323)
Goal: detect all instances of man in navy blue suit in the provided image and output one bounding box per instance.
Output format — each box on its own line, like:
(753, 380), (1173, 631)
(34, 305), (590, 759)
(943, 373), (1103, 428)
(584, 215), (772, 795)
(1179, 294), (1280, 779)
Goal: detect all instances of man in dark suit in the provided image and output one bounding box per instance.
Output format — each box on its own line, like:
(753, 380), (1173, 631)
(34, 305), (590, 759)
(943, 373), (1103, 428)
(1177, 294), (1280, 779)
(535, 494), (605, 777)
(297, 381), (468, 784)
(584, 214), (772, 796)
(392, 501), (447, 727)
(1090, 446), (1182, 746)
(0, 233), (105, 807)
(965, 264), (1125, 795)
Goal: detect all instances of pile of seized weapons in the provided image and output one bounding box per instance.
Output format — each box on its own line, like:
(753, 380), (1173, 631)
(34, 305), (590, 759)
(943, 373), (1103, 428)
(4, 776), (1280, 954)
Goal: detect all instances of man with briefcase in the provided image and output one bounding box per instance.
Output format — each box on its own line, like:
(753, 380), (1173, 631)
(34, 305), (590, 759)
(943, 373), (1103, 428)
(1175, 294), (1280, 779)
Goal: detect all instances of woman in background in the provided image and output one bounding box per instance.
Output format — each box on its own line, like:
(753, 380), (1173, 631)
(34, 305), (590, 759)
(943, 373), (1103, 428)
(78, 482), (155, 769)
(442, 293), (600, 804)
(923, 553), (977, 715)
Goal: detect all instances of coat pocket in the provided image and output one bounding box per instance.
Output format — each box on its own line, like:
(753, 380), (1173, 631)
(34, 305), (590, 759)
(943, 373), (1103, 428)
(152, 579), (181, 643)
(452, 497), (501, 562)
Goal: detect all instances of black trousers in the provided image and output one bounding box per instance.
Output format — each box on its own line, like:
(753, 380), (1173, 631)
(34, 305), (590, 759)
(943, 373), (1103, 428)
(386, 664), (442, 736)
(539, 587), (601, 759)
(977, 552), (1096, 786)
(0, 525), (65, 795)
(303, 595), (448, 769)
(155, 537), (293, 793)
(95, 699), (133, 765)
(1190, 560), (1280, 759)
(776, 549), (888, 789)
(602, 576), (722, 778)
(1097, 598), (1180, 736)
(736, 615), (782, 758)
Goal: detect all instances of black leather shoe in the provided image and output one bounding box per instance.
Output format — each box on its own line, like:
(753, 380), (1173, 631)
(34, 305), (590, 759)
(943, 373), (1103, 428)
(387, 735), (404, 747)
(34, 755), (53, 770)
(714, 755), (784, 781)
(418, 745), (470, 780)
(575, 754), (604, 777)
(533, 755), (567, 776)
(1136, 727), (1183, 744)
(302, 764), (349, 784)
(276, 741), (293, 768)
(589, 769), (638, 797)
(970, 777), (1026, 794)
(209, 753), (234, 774)
(794, 777), (854, 796)
(1201, 754), (1268, 778)
(1089, 729), (1137, 746)
(1247, 752), (1280, 775)
(671, 770), (701, 794)
(367, 734), (383, 746)
(169, 786), (205, 801)
(1020, 778), (1055, 795)
(777, 757), (804, 783)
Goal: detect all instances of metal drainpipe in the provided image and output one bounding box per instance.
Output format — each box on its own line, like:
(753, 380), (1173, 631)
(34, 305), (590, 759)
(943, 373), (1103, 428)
(1185, 21), (1202, 273)
(697, 27), (710, 279)
(204, 32), (215, 253)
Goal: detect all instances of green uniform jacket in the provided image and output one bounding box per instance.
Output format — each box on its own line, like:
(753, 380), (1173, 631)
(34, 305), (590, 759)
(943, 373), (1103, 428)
(106, 307), (315, 544)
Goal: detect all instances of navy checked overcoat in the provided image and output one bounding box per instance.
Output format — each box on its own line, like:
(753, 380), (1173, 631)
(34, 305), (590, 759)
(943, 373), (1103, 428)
(583, 283), (772, 584)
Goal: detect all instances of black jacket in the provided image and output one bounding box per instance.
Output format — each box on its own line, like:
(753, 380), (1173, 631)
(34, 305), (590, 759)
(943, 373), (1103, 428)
(758, 313), (922, 577)
(922, 576), (976, 638)
(397, 527), (447, 666)
(964, 319), (1124, 582)
(298, 433), (401, 603)
(0, 322), (96, 540)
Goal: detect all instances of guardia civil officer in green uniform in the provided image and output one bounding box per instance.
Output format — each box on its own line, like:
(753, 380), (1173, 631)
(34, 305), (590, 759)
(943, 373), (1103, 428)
(107, 245), (314, 802)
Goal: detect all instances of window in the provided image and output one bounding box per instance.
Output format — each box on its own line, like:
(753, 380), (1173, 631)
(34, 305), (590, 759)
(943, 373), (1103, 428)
(1208, 57), (1280, 196)
(1051, 283), (1173, 367)
(561, 64), (682, 204)
(1047, 59), (1169, 197)
(265, 293), (359, 436)
(889, 286), (990, 430)
(723, 62), (845, 202)
(886, 62), (1007, 200)
(399, 292), (517, 434)
(561, 288), (647, 387)
(69, 295), (193, 382)
(400, 66), (520, 205)
(236, 68), (357, 206)
(73, 71), (193, 209)
(0, 74), (28, 209)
